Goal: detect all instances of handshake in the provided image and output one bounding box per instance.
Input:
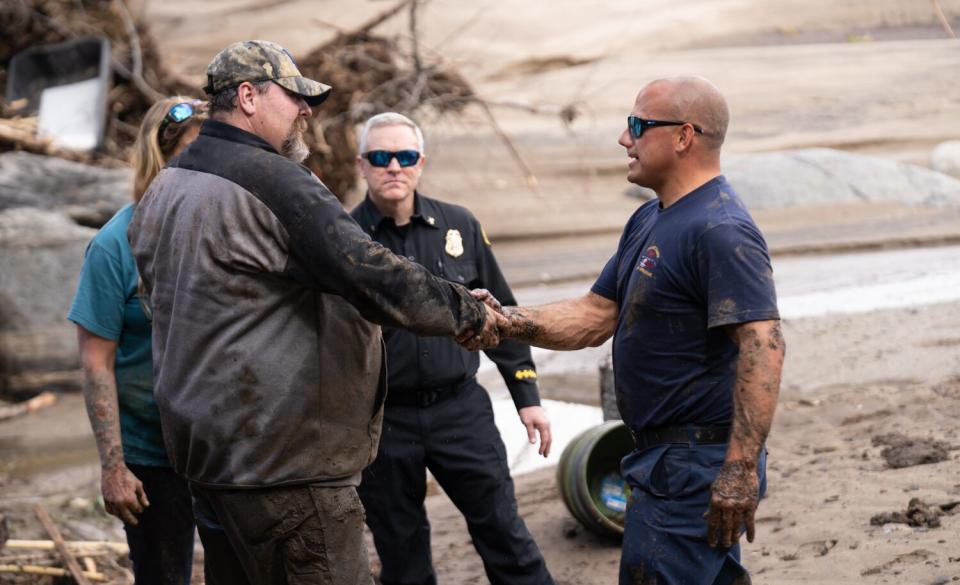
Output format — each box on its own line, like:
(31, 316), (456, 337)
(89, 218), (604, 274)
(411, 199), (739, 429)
(456, 289), (520, 351)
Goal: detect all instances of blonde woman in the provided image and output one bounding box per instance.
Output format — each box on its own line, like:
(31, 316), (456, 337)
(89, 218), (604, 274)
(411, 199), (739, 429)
(68, 97), (206, 585)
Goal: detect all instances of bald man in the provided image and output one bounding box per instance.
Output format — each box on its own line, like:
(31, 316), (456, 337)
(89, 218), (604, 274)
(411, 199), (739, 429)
(469, 77), (785, 584)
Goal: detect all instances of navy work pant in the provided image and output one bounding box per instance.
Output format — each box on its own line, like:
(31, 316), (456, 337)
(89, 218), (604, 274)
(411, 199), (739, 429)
(619, 443), (767, 585)
(359, 379), (553, 585)
(123, 464), (195, 585)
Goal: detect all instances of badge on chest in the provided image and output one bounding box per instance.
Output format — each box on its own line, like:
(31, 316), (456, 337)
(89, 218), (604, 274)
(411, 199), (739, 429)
(445, 229), (464, 258)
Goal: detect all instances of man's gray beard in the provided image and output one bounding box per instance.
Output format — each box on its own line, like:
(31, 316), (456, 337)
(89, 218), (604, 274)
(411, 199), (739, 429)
(281, 122), (310, 163)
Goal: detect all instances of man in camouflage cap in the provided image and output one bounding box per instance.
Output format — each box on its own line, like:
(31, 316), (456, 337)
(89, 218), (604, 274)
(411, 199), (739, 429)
(203, 39), (331, 106)
(128, 40), (503, 584)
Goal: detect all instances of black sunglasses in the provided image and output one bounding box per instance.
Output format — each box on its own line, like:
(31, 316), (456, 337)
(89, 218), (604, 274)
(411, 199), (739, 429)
(627, 116), (704, 139)
(160, 101), (202, 132)
(362, 150), (421, 168)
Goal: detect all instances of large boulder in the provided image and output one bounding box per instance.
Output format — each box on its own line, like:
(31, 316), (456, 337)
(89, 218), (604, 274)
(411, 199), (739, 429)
(0, 207), (95, 399)
(931, 140), (960, 180)
(626, 148), (960, 208)
(0, 151), (132, 227)
(0, 152), (130, 399)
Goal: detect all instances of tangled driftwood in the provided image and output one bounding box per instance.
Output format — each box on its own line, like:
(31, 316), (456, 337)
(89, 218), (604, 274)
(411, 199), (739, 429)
(1, 0), (539, 202)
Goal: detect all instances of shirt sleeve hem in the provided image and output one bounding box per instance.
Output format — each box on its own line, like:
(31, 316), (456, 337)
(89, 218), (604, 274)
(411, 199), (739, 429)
(590, 283), (616, 301)
(508, 384), (541, 410)
(67, 314), (122, 341)
(707, 310), (781, 329)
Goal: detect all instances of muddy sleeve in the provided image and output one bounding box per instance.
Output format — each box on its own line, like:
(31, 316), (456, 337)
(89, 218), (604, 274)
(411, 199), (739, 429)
(260, 165), (486, 337)
(472, 219), (541, 409)
(696, 221), (780, 329)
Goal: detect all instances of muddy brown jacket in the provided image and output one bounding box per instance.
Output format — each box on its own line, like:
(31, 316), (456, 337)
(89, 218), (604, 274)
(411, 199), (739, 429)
(128, 120), (487, 489)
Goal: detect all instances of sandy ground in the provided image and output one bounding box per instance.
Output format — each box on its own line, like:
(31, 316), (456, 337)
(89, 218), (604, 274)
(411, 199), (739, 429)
(422, 298), (960, 585)
(2, 282), (958, 584)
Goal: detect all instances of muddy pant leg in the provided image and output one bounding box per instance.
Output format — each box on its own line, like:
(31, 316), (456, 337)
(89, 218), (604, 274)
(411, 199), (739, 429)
(619, 445), (766, 585)
(426, 381), (554, 585)
(123, 464), (195, 585)
(191, 487), (251, 585)
(358, 404), (434, 585)
(193, 483), (373, 585)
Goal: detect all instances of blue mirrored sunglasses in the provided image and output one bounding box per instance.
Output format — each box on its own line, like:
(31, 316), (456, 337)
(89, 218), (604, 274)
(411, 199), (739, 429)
(160, 101), (201, 131)
(627, 115), (704, 139)
(362, 150), (421, 168)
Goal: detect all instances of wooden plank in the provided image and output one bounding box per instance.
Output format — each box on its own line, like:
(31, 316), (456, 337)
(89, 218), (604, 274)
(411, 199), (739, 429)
(0, 564), (108, 581)
(5, 539), (129, 555)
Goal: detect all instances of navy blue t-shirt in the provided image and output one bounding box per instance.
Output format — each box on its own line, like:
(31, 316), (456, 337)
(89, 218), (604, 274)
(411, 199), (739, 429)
(591, 176), (779, 432)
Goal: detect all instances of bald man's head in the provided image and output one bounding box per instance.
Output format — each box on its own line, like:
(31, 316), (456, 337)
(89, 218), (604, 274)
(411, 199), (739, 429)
(640, 77), (729, 150)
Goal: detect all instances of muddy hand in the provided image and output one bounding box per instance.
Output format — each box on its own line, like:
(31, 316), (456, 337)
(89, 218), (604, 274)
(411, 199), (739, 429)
(706, 460), (759, 548)
(457, 303), (506, 351)
(471, 288), (503, 313)
(101, 464), (150, 526)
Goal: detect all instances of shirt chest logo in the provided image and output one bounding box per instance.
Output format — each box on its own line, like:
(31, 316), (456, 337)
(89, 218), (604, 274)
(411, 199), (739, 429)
(636, 245), (660, 277)
(445, 229), (464, 258)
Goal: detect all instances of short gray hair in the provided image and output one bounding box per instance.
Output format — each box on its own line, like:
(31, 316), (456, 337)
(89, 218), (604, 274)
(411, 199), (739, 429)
(358, 112), (425, 154)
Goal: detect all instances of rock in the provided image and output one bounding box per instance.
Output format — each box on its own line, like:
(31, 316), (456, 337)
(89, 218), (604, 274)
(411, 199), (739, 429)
(625, 148), (960, 208)
(0, 151), (131, 227)
(931, 141), (960, 180)
(870, 498), (944, 528)
(0, 207), (96, 399)
(872, 432), (950, 469)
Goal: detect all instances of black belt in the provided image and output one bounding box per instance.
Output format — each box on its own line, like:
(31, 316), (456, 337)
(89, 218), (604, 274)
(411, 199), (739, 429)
(629, 424), (731, 450)
(385, 378), (472, 408)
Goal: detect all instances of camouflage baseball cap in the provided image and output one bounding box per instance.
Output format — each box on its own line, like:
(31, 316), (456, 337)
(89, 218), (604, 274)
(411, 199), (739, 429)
(203, 40), (331, 106)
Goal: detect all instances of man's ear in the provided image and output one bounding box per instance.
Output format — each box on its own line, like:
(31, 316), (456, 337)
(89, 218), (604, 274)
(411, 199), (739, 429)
(675, 124), (696, 153)
(236, 82), (258, 116)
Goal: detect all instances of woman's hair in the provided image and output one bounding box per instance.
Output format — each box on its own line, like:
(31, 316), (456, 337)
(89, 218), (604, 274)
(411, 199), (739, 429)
(130, 96), (207, 202)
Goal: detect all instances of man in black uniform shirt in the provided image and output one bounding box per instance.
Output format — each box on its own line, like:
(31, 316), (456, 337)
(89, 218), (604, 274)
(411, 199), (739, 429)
(351, 112), (555, 585)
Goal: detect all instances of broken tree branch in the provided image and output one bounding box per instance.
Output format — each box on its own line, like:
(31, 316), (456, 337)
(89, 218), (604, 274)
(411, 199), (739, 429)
(931, 0), (957, 39)
(110, 0), (164, 103)
(475, 100), (540, 195)
(33, 503), (94, 585)
(409, 0), (423, 74)
(341, 0), (416, 39)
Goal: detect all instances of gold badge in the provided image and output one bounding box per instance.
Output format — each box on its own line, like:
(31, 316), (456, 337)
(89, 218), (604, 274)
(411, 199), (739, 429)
(445, 229), (464, 258)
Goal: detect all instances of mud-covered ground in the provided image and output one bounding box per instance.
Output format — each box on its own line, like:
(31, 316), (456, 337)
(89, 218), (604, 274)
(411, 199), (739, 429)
(2, 292), (958, 584)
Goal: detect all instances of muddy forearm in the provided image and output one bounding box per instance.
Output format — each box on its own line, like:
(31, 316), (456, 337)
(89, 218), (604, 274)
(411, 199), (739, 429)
(501, 294), (616, 350)
(725, 320), (785, 465)
(81, 368), (125, 471)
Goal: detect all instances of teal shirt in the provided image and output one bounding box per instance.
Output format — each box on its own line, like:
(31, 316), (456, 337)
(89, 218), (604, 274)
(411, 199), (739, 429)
(68, 203), (169, 467)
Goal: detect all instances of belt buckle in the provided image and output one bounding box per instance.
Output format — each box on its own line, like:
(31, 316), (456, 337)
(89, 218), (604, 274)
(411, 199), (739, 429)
(419, 390), (439, 407)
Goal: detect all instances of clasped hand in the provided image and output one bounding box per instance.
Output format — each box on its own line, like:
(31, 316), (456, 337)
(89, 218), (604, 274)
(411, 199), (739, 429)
(455, 289), (512, 351)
